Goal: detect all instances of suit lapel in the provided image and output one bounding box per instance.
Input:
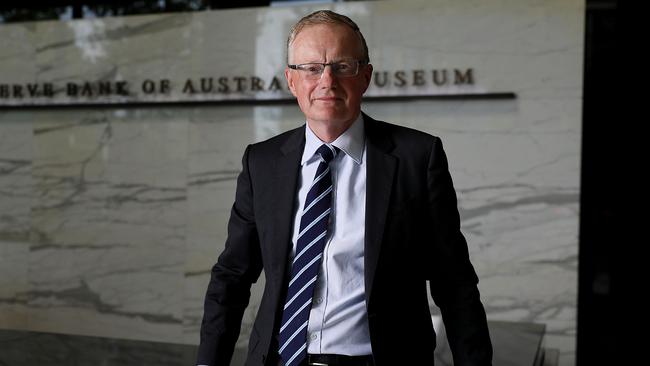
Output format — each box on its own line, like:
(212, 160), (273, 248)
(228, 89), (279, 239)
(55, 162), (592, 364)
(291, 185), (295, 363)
(267, 126), (305, 283)
(363, 114), (396, 305)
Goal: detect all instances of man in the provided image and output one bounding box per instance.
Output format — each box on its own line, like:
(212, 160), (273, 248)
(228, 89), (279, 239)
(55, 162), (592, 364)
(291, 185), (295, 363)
(198, 10), (492, 366)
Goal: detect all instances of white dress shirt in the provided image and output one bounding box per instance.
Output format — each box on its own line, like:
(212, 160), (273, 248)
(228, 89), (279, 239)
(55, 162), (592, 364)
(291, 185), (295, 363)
(289, 114), (372, 355)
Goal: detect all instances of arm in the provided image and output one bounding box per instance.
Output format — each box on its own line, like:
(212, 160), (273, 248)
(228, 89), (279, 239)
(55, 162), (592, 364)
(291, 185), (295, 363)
(197, 145), (263, 366)
(425, 137), (493, 366)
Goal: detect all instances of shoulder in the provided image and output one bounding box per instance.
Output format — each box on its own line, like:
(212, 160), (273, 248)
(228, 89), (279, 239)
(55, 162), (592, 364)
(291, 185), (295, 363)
(364, 114), (442, 154)
(246, 124), (305, 160)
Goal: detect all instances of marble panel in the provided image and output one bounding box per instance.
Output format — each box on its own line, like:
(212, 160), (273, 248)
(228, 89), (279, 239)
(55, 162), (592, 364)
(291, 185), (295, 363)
(25, 109), (187, 342)
(0, 117), (32, 329)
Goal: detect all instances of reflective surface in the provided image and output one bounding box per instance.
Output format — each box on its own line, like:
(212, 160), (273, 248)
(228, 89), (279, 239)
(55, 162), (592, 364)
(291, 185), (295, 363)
(0, 320), (549, 366)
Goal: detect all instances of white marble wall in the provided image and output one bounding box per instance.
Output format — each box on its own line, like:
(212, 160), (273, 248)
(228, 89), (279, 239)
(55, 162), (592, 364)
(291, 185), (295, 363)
(0, 1), (583, 365)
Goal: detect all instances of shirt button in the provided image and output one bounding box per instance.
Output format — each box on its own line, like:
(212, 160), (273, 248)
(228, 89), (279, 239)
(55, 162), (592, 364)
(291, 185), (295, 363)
(310, 333), (318, 341)
(314, 297), (323, 305)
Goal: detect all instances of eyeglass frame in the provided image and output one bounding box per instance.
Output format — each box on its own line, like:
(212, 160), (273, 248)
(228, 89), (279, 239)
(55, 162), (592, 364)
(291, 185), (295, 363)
(287, 59), (369, 79)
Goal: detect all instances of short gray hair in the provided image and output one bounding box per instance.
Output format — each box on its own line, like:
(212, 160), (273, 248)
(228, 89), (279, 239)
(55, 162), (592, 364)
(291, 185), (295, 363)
(286, 10), (369, 64)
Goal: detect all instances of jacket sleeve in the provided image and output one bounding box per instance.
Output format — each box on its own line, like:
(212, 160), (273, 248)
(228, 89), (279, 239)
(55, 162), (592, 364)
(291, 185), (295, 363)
(197, 144), (263, 366)
(425, 137), (493, 366)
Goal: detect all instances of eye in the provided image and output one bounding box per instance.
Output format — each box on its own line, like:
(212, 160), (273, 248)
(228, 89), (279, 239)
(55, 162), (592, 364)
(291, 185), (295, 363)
(304, 64), (322, 73)
(335, 62), (352, 71)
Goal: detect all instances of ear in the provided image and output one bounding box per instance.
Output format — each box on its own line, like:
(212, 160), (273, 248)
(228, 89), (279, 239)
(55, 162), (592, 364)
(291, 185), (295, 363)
(285, 67), (298, 97)
(361, 63), (373, 93)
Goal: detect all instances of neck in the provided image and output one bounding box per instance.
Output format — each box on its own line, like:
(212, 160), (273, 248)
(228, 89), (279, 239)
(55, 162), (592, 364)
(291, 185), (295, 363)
(307, 117), (357, 143)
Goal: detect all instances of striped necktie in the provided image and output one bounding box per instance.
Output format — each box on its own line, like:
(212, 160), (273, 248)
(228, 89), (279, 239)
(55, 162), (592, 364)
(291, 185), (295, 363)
(278, 143), (339, 366)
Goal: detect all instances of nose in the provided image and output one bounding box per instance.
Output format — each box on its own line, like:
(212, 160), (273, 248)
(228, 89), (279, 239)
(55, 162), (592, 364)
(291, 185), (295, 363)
(318, 65), (337, 86)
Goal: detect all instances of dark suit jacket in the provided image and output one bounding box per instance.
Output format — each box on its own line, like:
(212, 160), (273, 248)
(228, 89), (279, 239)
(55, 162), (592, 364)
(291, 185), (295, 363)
(197, 114), (492, 366)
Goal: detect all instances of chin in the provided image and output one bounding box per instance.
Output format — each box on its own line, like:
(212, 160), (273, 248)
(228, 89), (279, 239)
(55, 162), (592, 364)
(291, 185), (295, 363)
(311, 109), (351, 122)
(312, 114), (351, 125)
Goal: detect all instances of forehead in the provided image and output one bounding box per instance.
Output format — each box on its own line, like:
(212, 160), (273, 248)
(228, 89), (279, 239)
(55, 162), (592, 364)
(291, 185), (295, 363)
(290, 23), (363, 61)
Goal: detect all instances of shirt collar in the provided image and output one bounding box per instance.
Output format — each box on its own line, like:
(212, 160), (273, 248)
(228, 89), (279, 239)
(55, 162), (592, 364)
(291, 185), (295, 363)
(302, 114), (365, 166)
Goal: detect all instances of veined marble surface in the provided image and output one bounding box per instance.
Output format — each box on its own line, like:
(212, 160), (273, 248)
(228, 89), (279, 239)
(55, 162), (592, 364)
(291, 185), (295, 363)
(0, 1), (583, 365)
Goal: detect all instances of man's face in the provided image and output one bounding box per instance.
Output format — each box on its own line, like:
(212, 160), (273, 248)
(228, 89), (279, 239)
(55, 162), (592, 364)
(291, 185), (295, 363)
(285, 23), (373, 128)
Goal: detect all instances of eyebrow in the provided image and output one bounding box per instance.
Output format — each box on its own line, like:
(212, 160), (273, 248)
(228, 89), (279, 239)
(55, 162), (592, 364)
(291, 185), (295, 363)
(294, 58), (359, 64)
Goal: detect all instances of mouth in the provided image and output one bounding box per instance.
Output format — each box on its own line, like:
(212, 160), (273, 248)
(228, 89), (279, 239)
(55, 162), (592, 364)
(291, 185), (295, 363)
(314, 96), (342, 102)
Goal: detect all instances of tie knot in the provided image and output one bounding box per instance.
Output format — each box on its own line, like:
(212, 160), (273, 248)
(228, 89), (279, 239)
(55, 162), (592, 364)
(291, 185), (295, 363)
(316, 144), (338, 164)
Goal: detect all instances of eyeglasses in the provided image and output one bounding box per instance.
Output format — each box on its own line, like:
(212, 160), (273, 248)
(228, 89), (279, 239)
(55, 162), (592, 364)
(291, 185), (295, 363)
(288, 60), (367, 79)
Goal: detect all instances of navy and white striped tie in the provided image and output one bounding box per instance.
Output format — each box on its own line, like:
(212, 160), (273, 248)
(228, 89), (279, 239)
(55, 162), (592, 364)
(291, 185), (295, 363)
(278, 144), (339, 366)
